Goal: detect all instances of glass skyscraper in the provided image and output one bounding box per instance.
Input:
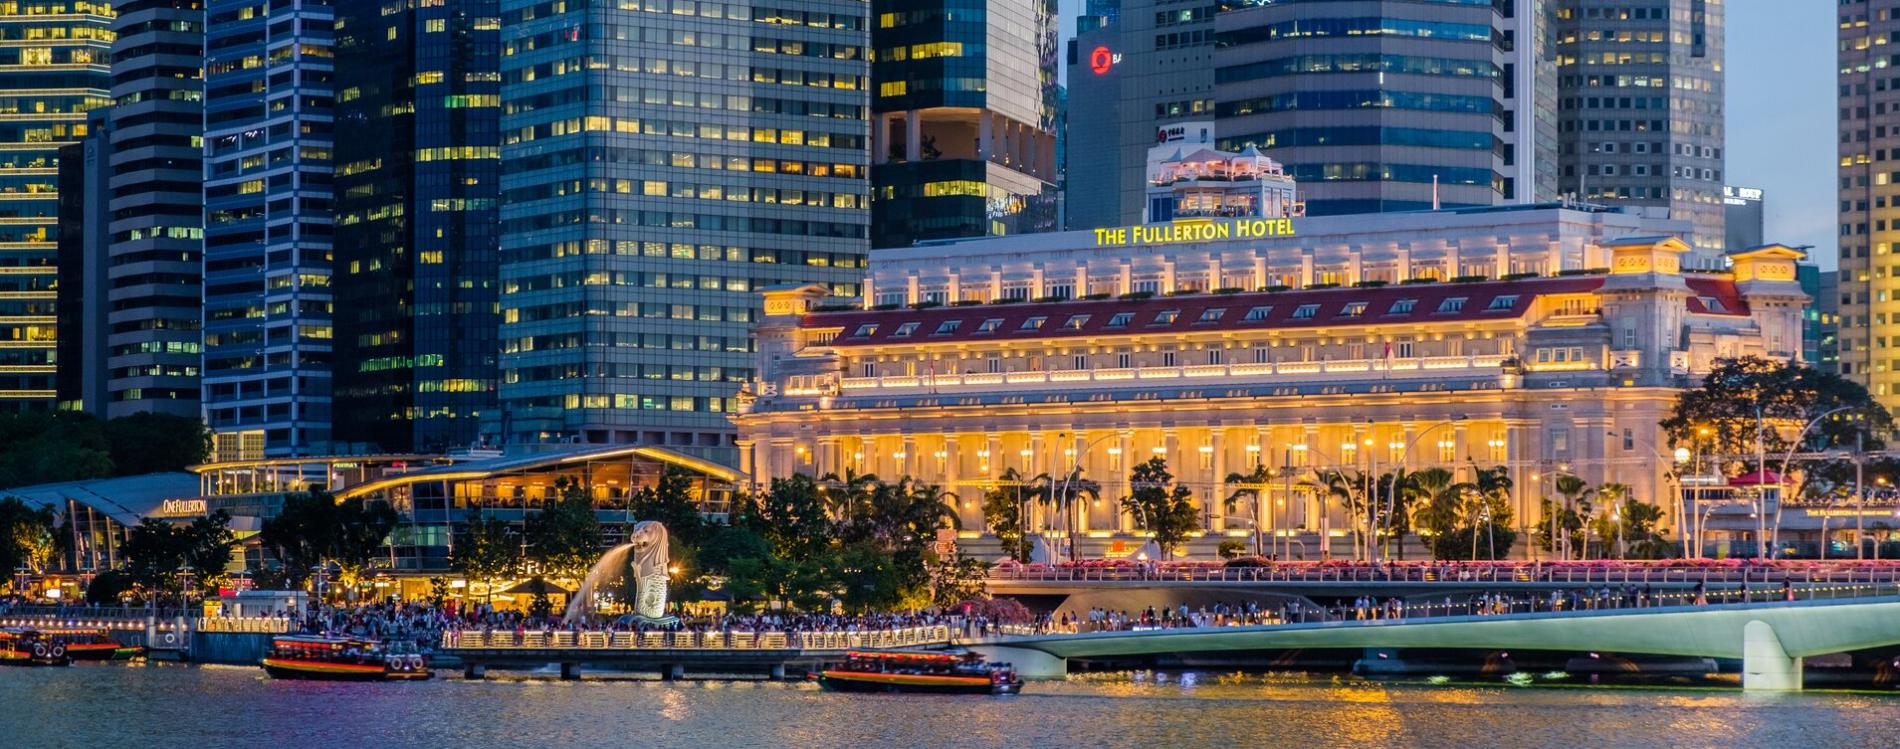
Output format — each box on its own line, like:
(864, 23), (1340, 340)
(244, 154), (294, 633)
(495, 0), (869, 453)
(0, 2), (114, 412)
(202, 0), (335, 457)
(103, 0), (205, 418)
(869, 0), (1059, 248)
(331, 0), (501, 453)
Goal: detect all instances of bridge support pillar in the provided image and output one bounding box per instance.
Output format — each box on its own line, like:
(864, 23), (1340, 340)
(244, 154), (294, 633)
(769, 663), (787, 680)
(464, 664), (487, 680)
(560, 662), (580, 681)
(663, 663), (685, 680)
(1742, 620), (1803, 691)
(969, 646), (1066, 679)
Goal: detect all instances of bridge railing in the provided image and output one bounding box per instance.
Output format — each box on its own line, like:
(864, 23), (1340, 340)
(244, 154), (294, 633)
(987, 564), (1900, 586)
(441, 625), (954, 651)
(995, 583), (1900, 637)
(196, 617), (291, 634)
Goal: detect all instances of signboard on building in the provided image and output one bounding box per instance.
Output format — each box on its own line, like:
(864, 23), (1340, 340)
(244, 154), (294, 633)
(156, 498), (208, 517)
(1092, 217), (1297, 247)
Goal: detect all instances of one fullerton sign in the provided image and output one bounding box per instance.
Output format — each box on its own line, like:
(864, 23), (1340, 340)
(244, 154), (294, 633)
(1092, 218), (1296, 247)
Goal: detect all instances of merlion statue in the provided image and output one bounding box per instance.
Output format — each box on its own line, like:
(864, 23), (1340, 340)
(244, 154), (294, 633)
(563, 521), (676, 624)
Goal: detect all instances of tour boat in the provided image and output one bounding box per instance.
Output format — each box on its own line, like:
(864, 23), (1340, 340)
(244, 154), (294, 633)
(815, 650), (1022, 695)
(0, 628), (72, 667)
(44, 628), (143, 661)
(260, 635), (432, 681)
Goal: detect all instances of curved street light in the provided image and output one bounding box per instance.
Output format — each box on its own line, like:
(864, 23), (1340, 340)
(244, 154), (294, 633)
(1767, 405), (1865, 558)
(1377, 417), (1468, 563)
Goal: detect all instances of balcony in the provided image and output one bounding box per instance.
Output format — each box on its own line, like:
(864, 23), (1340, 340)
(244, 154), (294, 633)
(834, 355), (1515, 395)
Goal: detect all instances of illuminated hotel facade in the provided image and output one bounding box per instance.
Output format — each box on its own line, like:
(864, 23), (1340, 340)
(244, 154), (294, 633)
(735, 207), (1808, 558)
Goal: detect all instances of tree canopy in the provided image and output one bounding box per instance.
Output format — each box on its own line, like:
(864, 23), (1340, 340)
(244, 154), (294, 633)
(0, 411), (208, 489)
(1662, 356), (1889, 456)
(1122, 457), (1199, 559)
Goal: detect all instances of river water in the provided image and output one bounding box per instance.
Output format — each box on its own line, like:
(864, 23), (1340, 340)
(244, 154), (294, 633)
(1, 663), (1894, 748)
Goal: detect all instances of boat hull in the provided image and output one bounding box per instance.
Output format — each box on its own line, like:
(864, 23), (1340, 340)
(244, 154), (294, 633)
(817, 671), (1019, 695)
(262, 658), (413, 681)
(0, 650), (69, 667)
(64, 643), (142, 661)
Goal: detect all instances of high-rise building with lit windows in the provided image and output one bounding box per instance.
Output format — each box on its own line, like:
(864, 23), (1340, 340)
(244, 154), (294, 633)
(495, 0), (870, 455)
(1839, 0), (1894, 410)
(0, 2), (113, 412)
(869, 0), (1060, 248)
(1554, 0), (1725, 261)
(102, 0), (205, 418)
(201, 0), (334, 457)
(331, 0), (500, 453)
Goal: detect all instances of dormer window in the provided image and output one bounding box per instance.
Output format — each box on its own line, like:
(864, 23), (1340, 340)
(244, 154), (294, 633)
(1698, 296), (1727, 313)
(933, 320), (961, 335)
(1106, 312), (1134, 328)
(1340, 302), (1367, 318)
(1291, 304), (1319, 320)
(1242, 306), (1273, 322)
(1486, 295), (1519, 311)
(892, 322), (920, 337)
(1389, 299), (1416, 314)
(1019, 316), (1047, 331)
(976, 318), (1003, 333)
(852, 323), (878, 337)
(1196, 308), (1226, 323)
(1061, 314), (1090, 331)
(1151, 309), (1180, 325)
(1437, 297), (1467, 313)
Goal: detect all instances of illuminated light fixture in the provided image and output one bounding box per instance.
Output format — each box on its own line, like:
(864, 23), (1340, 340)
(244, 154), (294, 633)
(933, 450), (948, 459)
(853, 452), (864, 460)
(1244, 444), (1261, 452)
(1198, 445), (1214, 454)
(1063, 448), (1076, 456)
(1019, 449), (1033, 457)
(976, 450), (991, 458)
(893, 451), (907, 459)
(1151, 446), (1168, 454)
(1107, 447), (1123, 455)
(1292, 444), (1308, 451)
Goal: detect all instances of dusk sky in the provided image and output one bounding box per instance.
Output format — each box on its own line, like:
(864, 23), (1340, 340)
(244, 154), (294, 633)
(1056, 1), (1842, 268)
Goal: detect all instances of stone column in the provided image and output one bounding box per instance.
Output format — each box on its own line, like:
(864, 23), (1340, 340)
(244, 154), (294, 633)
(1028, 432), (1047, 531)
(904, 111), (920, 162)
(899, 435), (917, 479)
(1117, 430), (1135, 532)
(1209, 429), (1228, 532)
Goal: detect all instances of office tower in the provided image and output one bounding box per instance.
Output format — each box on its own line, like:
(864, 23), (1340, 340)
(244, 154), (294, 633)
(1840, 0), (1891, 406)
(331, 0), (499, 453)
(870, 0), (1059, 247)
(495, 1), (870, 452)
(0, 4), (113, 412)
(55, 113), (112, 414)
(1798, 262), (1837, 372)
(103, 0), (205, 418)
(1065, 0), (1214, 229)
(1213, 0), (1526, 216)
(1554, 0), (1726, 261)
(201, 0), (334, 458)
(1723, 185), (1763, 251)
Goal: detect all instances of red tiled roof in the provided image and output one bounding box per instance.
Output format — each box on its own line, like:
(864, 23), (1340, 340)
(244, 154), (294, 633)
(806, 275), (1752, 347)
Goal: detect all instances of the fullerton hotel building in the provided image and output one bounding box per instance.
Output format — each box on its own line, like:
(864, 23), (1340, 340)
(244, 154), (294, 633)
(733, 205), (1809, 558)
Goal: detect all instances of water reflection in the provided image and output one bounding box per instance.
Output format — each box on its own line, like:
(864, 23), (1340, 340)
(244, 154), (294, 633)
(3, 664), (1895, 749)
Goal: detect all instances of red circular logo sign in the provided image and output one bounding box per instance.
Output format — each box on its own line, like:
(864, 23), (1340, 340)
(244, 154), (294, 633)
(1089, 46), (1114, 75)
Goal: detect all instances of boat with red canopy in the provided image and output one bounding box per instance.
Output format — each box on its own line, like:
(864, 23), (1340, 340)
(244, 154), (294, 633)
(815, 650), (1021, 695)
(260, 635), (431, 681)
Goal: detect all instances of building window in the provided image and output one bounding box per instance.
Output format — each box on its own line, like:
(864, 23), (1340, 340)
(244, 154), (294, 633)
(1390, 299), (1417, 314)
(1073, 354), (1088, 370)
(1020, 316), (1047, 331)
(1062, 314), (1090, 331)
(1197, 308), (1226, 323)
(1291, 304), (1319, 319)
(861, 363), (874, 377)
(1106, 312), (1134, 328)
(1243, 306), (1273, 321)
(852, 324), (877, 337)
(1340, 302), (1368, 318)
(1438, 297), (1468, 313)
(1487, 295), (1519, 311)
(892, 322), (919, 337)
(1117, 353), (1132, 368)
(987, 357), (1002, 373)
(1045, 284), (1074, 300)
(1152, 309), (1181, 325)
(977, 318), (1003, 333)
(1622, 327), (1636, 348)
(1162, 351), (1178, 366)
(1208, 349), (1224, 364)
(1395, 339), (1414, 358)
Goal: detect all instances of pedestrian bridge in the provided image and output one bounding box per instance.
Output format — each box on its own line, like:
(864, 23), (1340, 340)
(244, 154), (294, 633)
(969, 596), (1900, 691)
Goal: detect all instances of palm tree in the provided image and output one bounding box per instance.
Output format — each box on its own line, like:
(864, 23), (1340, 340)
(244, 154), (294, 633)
(1224, 463), (1275, 556)
(1592, 482), (1632, 559)
(1307, 468), (1371, 559)
(1042, 466), (1101, 562)
(1407, 467), (1461, 550)
(1551, 474), (1594, 560)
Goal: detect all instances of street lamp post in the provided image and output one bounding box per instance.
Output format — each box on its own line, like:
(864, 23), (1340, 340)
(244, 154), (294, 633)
(1377, 417), (1468, 563)
(1768, 405), (1861, 558)
(1054, 432), (1121, 563)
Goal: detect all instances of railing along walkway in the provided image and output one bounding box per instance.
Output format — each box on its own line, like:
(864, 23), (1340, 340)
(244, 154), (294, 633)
(442, 625), (954, 652)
